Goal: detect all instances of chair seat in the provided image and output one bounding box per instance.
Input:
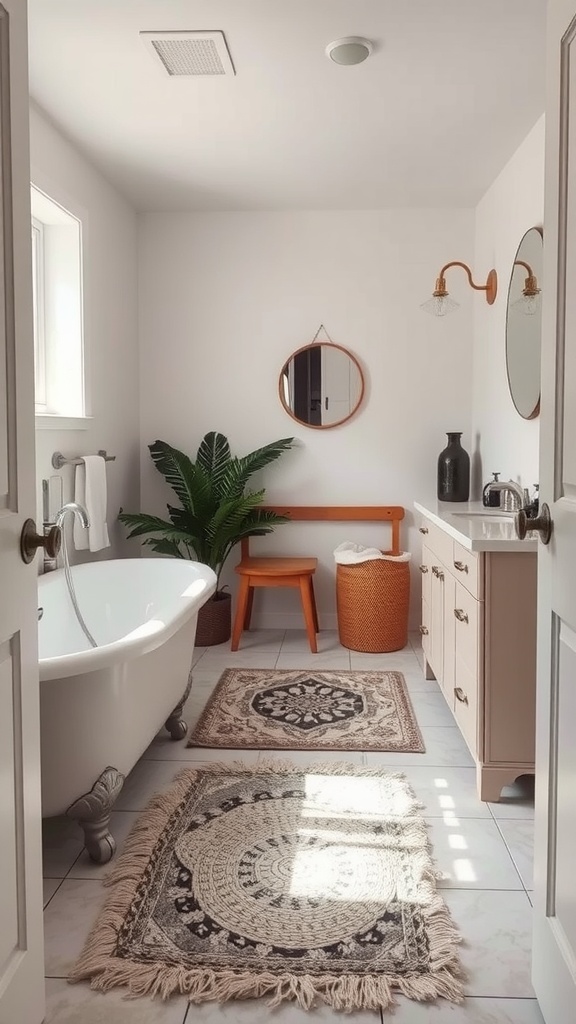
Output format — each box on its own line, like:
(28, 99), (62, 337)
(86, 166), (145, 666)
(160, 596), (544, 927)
(235, 556), (318, 577)
(232, 555), (319, 652)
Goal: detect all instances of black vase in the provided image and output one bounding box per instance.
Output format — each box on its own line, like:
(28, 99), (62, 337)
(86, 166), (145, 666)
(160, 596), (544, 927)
(437, 432), (470, 502)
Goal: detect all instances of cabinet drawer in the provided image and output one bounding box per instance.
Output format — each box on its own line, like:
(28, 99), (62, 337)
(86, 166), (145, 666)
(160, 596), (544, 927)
(452, 540), (481, 598)
(420, 597), (431, 663)
(453, 657), (478, 757)
(419, 544), (432, 605)
(453, 582), (480, 676)
(418, 518), (453, 568)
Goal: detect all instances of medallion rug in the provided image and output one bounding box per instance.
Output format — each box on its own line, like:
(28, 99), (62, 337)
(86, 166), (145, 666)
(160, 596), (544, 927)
(70, 761), (464, 1013)
(188, 668), (425, 753)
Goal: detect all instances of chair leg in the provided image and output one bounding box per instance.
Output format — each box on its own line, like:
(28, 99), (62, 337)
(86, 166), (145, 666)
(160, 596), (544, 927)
(299, 575), (318, 653)
(244, 587), (254, 629)
(231, 578), (251, 651)
(309, 577), (319, 633)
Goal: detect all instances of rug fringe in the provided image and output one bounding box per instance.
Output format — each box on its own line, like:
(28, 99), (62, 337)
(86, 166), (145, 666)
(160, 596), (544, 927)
(68, 758), (465, 1010)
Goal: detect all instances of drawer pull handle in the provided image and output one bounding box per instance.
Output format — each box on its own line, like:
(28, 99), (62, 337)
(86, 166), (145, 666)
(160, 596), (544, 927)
(419, 625), (429, 635)
(454, 608), (469, 623)
(454, 560), (469, 573)
(454, 687), (469, 705)
(432, 565), (444, 579)
(419, 564), (429, 574)
(419, 527), (429, 534)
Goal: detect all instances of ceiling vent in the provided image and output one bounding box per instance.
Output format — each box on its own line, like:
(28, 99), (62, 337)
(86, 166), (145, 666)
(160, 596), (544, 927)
(140, 31), (235, 76)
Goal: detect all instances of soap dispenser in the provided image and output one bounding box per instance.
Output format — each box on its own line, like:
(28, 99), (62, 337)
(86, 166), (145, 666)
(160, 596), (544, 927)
(482, 472), (501, 507)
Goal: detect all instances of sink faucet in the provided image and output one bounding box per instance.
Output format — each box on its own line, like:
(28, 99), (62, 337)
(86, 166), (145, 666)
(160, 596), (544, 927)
(482, 480), (528, 512)
(43, 502), (90, 571)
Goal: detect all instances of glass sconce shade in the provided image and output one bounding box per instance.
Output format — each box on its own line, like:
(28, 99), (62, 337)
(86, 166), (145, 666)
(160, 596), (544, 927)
(420, 294), (460, 317)
(510, 291), (542, 316)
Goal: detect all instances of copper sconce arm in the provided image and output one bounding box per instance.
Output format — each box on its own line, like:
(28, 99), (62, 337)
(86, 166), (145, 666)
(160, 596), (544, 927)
(513, 259), (540, 297)
(433, 261), (498, 305)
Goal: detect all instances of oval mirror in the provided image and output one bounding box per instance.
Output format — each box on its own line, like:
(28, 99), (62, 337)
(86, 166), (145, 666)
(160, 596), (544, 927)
(505, 226), (543, 420)
(279, 342), (365, 428)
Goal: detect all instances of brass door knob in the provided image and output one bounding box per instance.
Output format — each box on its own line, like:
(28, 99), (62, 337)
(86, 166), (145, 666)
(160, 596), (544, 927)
(20, 518), (62, 565)
(515, 502), (552, 545)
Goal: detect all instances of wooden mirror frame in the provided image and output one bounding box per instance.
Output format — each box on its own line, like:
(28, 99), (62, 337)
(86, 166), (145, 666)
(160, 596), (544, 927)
(278, 341), (365, 430)
(505, 225), (543, 421)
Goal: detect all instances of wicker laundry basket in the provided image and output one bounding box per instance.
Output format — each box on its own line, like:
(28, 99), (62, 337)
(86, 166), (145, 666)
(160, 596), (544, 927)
(336, 553), (410, 653)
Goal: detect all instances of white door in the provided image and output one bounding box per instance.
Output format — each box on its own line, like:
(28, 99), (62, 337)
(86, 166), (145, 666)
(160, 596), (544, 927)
(0, 1), (45, 1022)
(532, 0), (576, 1019)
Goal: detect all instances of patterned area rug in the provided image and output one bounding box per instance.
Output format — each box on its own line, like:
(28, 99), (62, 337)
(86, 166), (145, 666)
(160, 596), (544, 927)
(188, 668), (425, 753)
(70, 761), (464, 1012)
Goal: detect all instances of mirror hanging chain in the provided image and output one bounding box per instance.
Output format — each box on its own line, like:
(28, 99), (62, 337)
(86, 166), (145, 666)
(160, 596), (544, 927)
(311, 323), (335, 345)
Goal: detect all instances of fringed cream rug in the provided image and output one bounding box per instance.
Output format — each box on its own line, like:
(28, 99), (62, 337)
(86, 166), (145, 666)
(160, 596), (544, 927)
(70, 761), (464, 1013)
(188, 669), (425, 753)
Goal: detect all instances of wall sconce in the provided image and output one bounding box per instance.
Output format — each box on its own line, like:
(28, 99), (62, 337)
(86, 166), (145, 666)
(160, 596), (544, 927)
(421, 261), (498, 317)
(510, 259), (541, 316)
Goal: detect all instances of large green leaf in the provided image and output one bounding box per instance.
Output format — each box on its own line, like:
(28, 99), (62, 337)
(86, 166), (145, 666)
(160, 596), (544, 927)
(196, 432), (231, 497)
(117, 511), (195, 545)
(219, 437), (294, 497)
(148, 441), (214, 519)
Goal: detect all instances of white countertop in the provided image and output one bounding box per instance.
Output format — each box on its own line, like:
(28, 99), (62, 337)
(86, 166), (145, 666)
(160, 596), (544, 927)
(414, 499), (538, 552)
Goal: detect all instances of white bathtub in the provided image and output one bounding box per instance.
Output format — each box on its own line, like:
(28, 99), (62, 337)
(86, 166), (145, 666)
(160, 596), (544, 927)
(38, 558), (216, 861)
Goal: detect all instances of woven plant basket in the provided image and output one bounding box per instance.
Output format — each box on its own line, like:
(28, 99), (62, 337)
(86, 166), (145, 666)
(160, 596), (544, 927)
(336, 555), (410, 653)
(195, 592), (232, 646)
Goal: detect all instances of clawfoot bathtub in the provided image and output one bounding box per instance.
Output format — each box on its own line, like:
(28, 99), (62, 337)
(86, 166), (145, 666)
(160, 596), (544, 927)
(38, 558), (216, 863)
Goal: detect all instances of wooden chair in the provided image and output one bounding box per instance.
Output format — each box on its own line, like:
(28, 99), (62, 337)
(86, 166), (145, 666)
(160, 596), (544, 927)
(231, 505), (404, 653)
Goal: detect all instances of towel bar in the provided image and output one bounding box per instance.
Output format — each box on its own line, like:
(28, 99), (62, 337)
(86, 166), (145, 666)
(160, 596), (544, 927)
(51, 450), (116, 470)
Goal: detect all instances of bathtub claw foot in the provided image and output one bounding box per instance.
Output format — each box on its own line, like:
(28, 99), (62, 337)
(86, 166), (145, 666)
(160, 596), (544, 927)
(165, 671), (193, 741)
(66, 766), (125, 863)
(81, 816), (117, 864)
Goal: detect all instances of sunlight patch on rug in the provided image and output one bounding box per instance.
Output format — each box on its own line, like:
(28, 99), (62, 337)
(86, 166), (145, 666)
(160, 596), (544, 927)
(70, 761), (464, 1013)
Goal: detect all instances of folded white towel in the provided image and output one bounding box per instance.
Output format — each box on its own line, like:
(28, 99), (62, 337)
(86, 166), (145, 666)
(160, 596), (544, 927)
(333, 542), (411, 564)
(74, 455), (110, 552)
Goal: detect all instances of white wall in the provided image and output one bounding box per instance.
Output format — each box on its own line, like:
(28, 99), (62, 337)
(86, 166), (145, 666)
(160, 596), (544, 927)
(472, 117), (545, 498)
(138, 210), (475, 628)
(30, 105), (140, 559)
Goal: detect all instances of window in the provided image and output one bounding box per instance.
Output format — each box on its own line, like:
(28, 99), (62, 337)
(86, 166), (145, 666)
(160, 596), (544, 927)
(31, 185), (85, 420)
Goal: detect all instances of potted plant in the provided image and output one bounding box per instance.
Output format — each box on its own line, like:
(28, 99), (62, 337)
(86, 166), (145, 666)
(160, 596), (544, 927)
(118, 431), (294, 645)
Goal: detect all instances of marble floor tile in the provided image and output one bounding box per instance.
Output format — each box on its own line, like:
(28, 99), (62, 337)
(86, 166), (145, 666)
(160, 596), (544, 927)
(365, 727), (475, 768)
(409, 689), (456, 728)
(495, 820), (534, 891)
(389, 996), (544, 1022)
(401, 671), (444, 694)
(199, 650), (280, 669)
(349, 652), (421, 671)
(66, 811), (140, 879)
(43, 878), (62, 908)
(182, 998), (380, 1022)
(258, 748), (366, 767)
(225, 628), (286, 652)
(191, 646), (208, 666)
(398, 766), (491, 819)
(488, 777), (535, 820)
(44, 878), (105, 977)
(42, 815), (84, 878)
(114, 758), (194, 811)
(44, 978), (188, 1024)
(444, 889), (534, 998)
(280, 629), (347, 653)
(427, 817), (523, 889)
(275, 652), (352, 670)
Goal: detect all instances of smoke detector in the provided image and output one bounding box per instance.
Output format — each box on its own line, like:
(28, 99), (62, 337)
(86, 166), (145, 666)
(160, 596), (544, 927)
(140, 31), (235, 76)
(325, 37), (373, 65)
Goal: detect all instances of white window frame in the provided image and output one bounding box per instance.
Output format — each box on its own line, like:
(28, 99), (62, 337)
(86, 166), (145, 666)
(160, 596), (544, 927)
(31, 183), (88, 426)
(31, 216), (46, 410)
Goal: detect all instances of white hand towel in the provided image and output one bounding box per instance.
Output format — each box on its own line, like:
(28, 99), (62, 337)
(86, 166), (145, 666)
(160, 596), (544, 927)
(74, 455), (110, 552)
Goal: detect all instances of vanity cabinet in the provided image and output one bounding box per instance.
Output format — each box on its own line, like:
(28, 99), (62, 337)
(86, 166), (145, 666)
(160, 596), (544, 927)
(418, 511), (537, 802)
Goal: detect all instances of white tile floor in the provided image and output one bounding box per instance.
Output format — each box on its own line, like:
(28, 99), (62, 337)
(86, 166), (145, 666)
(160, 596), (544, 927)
(42, 630), (542, 1024)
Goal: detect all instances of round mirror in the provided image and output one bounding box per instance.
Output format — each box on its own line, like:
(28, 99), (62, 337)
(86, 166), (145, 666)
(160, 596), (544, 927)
(505, 226), (543, 420)
(279, 342), (365, 428)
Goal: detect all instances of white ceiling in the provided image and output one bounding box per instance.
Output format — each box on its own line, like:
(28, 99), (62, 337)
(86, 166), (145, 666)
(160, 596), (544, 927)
(27, 0), (546, 212)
